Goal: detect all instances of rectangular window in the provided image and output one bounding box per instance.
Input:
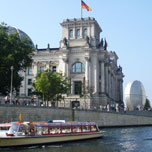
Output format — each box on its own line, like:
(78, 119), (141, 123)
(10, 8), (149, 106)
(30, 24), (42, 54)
(40, 66), (44, 72)
(28, 67), (32, 75)
(74, 81), (82, 95)
(28, 88), (32, 96)
(28, 79), (32, 85)
(52, 66), (56, 73)
(42, 127), (49, 135)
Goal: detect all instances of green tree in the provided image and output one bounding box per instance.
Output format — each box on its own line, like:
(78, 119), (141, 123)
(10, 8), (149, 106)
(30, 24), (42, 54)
(33, 70), (70, 106)
(0, 23), (34, 95)
(144, 98), (151, 110)
(35, 72), (50, 105)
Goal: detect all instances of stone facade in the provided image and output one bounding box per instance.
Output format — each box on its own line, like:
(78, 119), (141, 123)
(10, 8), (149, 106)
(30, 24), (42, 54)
(19, 17), (124, 108)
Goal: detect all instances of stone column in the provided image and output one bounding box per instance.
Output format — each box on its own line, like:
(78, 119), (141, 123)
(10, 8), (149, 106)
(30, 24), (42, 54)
(62, 57), (68, 77)
(108, 68), (111, 99)
(89, 60), (92, 88)
(113, 76), (116, 102)
(105, 65), (109, 94)
(33, 62), (38, 76)
(46, 61), (50, 70)
(92, 55), (98, 93)
(80, 26), (83, 38)
(120, 79), (123, 103)
(66, 62), (69, 77)
(85, 57), (90, 87)
(101, 62), (105, 93)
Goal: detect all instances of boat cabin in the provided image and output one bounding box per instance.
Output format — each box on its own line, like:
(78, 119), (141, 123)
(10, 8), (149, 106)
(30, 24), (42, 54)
(0, 121), (99, 137)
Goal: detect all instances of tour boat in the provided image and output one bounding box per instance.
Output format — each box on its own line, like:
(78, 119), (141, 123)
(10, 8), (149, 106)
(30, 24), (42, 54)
(0, 121), (104, 148)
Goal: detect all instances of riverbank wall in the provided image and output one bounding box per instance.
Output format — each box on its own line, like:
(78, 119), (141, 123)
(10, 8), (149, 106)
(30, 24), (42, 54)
(1, 105), (152, 127)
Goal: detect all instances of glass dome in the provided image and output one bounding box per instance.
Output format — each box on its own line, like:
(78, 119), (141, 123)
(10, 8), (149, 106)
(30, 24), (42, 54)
(8, 26), (34, 47)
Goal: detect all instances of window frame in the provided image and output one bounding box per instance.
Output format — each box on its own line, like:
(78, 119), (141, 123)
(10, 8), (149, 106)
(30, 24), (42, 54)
(74, 81), (82, 95)
(28, 67), (33, 75)
(83, 28), (88, 38)
(40, 66), (44, 72)
(76, 29), (80, 39)
(72, 62), (85, 73)
(28, 79), (32, 85)
(69, 29), (73, 39)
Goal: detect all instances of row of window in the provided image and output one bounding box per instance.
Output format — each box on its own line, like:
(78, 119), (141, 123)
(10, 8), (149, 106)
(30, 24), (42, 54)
(27, 62), (85, 75)
(27, 81), (83, 96)
(27, 66), (57, 75)
(69, 28), (88, 39)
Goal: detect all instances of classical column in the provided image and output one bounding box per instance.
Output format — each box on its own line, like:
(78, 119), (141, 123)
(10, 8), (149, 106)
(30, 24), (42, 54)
(113, 76), (116, 102)
(108, 69), (112, 99)
(120, 80), (123, 103)
(85, 57), (90, 87)
(105, 65), (109, 94)
(33, 62), (38, 76)
(71, 81), (74, 95)
(101, 62), (105, 93)
(80, 26), (83, 38)
(62, 57), (68, 77)
(92, 55), (98, 93)
(45, 61), (50, 70)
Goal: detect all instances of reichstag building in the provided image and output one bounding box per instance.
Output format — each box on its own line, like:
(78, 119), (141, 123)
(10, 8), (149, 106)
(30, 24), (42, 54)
(18, 17), (124, 109)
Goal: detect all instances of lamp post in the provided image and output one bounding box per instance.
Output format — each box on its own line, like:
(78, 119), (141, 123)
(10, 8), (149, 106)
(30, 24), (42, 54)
(10, 66), (14, 104)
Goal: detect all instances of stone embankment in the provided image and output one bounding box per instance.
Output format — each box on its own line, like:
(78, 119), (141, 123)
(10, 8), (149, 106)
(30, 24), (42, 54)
(1, 105), (152, 127)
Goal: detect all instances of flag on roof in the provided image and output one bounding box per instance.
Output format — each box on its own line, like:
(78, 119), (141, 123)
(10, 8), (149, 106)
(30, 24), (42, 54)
(81, 0), (92, 11)
(104, 39), (108, 50)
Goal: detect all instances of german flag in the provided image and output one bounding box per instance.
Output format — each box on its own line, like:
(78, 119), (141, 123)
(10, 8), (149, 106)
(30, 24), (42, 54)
(81, 0), (92, 11)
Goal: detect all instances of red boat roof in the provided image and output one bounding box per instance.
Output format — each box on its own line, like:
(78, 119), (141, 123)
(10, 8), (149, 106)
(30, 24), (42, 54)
(0, 123), (12, 127)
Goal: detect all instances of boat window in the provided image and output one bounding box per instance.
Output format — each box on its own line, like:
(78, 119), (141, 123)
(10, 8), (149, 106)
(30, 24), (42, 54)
(42, 127), (49, 135)
(55, 127), (61, 134)
(18, 124), (29, 136)
(73, 126), (81, 133)
(62, 126), (71, 133)
(36, 127), (42, 136)
(0, 127), (10, 131)
(82, 126), (90, 132)
(8, 123), (20, 135)
(50, 127), (61, 134)
(50, 127), (56, 134)
(90, 125), (97, 132)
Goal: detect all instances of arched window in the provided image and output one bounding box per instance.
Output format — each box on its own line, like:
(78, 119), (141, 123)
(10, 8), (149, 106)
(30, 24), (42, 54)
(72, 62), (85, 73)
(83, 28), (88, 38)
(69, 29), (73, 38)
(76, 29), (80, 39)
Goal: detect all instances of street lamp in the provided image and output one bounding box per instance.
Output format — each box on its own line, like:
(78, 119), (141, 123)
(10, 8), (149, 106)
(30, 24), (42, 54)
(10, 66), (14, 104)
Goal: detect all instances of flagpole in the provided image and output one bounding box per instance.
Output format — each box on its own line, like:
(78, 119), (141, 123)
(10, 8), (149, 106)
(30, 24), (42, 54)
(81, 0), (83, 18)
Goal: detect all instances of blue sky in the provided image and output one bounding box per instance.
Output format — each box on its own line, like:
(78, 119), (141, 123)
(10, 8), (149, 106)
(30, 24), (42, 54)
(0, 0), (152, 104)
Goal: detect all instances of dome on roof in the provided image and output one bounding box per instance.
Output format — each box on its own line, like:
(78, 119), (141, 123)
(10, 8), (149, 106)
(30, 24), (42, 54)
(7, 26), (34, 47)
(125, 80), (146, 110)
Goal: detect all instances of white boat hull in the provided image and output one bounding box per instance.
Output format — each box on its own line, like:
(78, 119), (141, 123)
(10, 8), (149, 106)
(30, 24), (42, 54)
(0, 132), (104, 147)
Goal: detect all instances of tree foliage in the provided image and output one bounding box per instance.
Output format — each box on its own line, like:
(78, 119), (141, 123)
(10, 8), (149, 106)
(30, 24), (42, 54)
(144, 98), (151, 110)
(0, 23), (34, 95)
(33, 70), (70, 106)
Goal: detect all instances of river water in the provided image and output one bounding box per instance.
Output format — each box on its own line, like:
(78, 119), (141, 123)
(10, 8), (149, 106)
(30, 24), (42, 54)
(1, 126), (152, 152)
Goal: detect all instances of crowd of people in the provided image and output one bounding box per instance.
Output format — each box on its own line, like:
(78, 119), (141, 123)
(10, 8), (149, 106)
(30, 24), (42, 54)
(1, 95), (35, 106)
(0, 95), (151, 112)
